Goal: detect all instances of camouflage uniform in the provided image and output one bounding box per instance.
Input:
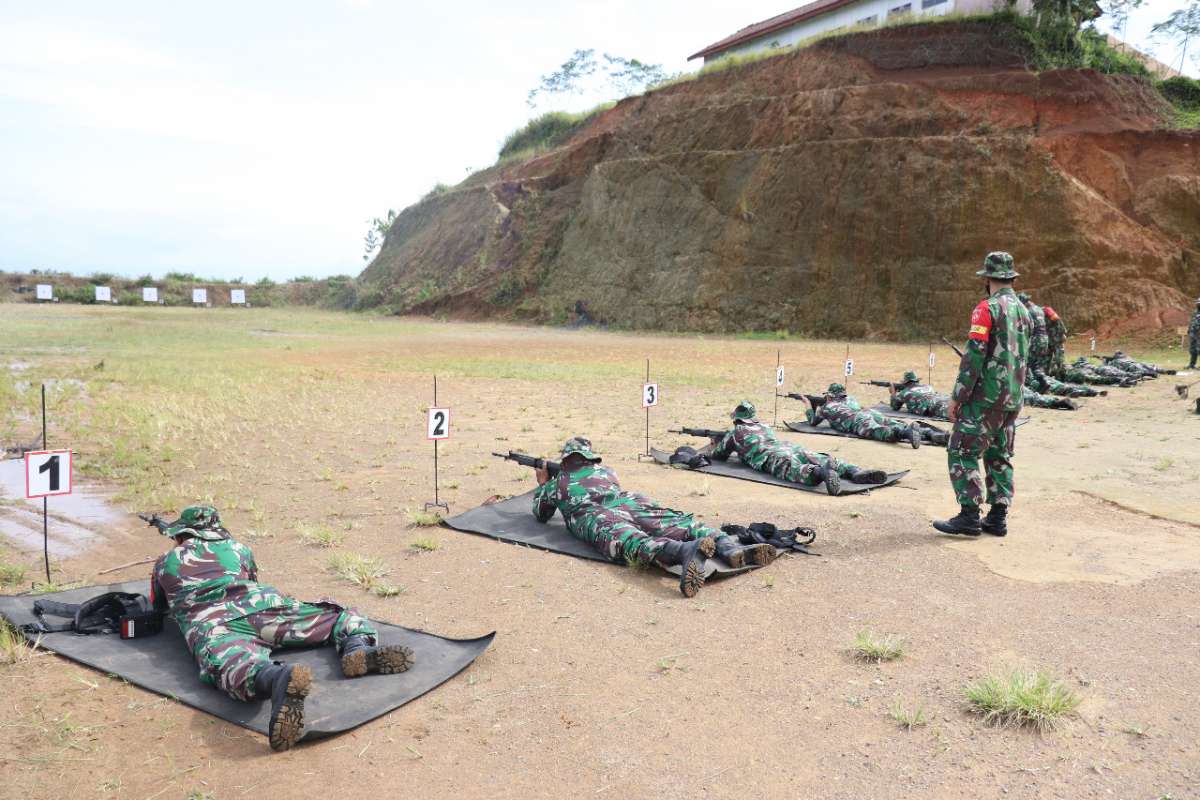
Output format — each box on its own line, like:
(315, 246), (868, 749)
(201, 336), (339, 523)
(1044, 305), (1068, 377)
(1103, 351), (1159, 378)
(533, 439), (717, 564)
(1026, 370), (1098, 398)
(1019, 294), (1050, 375)
(712, 418), (859, 484)
(947, 254), (1031, 511)
(1022, 385), (1075, 410)
(151, 507), (376, 702)
(889, 371), (950, 418)
(810, 384), (914, 442)
(1074, 357), (1135, 383)
(1189, 302), (1200, 369)
(1061, 358), (1128, 386)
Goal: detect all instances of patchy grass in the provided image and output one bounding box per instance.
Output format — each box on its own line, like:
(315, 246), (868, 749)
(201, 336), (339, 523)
(296, 523), (344, 548)
(372, 583), (407, 598)
(0, 550), (27, 586)
(888, 700), (928, 731)
(406, 508), (444, 527)
(409, 536), (440, 552)
(497, 103), (615, 162)
(326, 553), (389, 591)
(851, 630), (907, 663)
(964, 668), (1082, 731)
(0, 619), (38, 666)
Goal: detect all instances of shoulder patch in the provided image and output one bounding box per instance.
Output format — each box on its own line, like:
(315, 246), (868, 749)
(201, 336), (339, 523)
(969, 300), (992, 342)
(1044, 306), (1059, 321)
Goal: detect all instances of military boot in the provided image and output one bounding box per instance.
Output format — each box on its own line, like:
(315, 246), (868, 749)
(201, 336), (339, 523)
(981, 504), (1008, 536)
(713, 534), (776, 568)
(340, 635), (416, 678)
(254, 662), (312, 752)
(845, 466), (887, 485)
(907, 424), (922, 449)
(810, 464), (841, 496)
(932, 507), (981, 536)
(925, 429), (950, 446)
(655, 538), (711, 597)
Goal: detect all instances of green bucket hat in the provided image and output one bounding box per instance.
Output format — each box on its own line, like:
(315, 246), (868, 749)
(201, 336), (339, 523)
(1017, 291), (1031, 303)
(163, 505), (229, 542)
(901, 370), (919, 384)
(730, 400), (758, 422)
(827, 382), (847, 396)
(977, 251), (1019, 280)
(560, 436), (601, 462)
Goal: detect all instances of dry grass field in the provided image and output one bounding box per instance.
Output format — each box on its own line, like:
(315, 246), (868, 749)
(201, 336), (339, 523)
(1, 305), (1197, 799)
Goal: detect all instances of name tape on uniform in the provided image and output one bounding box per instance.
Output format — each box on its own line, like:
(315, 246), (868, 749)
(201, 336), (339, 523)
(642, 383), (659, 408)
(427, 407), (451, 440)
(25, 449), (73, 499)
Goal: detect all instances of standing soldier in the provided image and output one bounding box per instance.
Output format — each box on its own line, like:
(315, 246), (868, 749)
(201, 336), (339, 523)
(933, 252), (1032, 537)
(1189, 297), (1200, 370)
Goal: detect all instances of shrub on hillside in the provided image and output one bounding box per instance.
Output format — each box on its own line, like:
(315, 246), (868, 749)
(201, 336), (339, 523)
(1158, 76), (1200, 109)
(498, 104), (613, 162)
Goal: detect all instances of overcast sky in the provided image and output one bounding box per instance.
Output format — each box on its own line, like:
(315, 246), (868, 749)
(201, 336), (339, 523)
(1, 0), (1194, 282)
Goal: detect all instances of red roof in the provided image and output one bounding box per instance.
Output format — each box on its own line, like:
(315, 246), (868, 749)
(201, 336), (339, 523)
(688, 0), (860, 60)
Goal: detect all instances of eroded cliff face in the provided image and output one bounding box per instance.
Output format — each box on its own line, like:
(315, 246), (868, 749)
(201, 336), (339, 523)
(359, 21), (1199, 338)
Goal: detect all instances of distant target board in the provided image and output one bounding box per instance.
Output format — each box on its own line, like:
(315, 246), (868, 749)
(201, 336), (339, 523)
(36, 284), (53, 301)
(95, 286), (112, 303)
(192, 289), (208, 305)
(142, 287), (159, 303)
(230, 289), (246, 305)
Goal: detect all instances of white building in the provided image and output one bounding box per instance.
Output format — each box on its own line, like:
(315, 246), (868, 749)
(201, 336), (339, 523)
(688, 0), (1032, 63)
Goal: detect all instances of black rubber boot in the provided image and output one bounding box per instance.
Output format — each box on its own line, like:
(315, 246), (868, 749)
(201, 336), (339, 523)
(981, 504), (1008, 537)
(655, 539), (710, 597)
(932, 506), (982, 536)
(713, 534), (777, 568)
(254, 662), (312, 752)
(845, 466), (887, 485)
(926, 429), (950, 446)
(810, 464), (841, 496)
(340, 635), (416, 678)
(907, 424), (922, 449)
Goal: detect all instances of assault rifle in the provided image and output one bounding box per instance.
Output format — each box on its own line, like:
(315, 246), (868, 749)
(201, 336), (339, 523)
(138, 513), (170, 534)
(784, 392), (826, 408)
(861, 380), (905, 391)
(669, 427), (726, 439)
(941, 337), (965, 358)
(492, 451), (561, 477)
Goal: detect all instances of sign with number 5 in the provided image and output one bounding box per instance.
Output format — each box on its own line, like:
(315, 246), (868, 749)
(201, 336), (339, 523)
(642, 383), (659, 408)
(25, 449), (73, 499)
(844, 359), (854, 377)
(427, 407), (450, 440)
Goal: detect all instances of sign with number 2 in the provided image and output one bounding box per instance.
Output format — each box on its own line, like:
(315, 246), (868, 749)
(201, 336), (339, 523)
(427, 407), (450, 440)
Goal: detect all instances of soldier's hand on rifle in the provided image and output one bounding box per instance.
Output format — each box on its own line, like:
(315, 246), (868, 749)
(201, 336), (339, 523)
(534, 465), (550, 485)
(948, 400), (960, 423)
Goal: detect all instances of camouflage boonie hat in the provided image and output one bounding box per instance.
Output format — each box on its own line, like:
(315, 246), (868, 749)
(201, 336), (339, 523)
(902, 370), (919, 384)
(977, 251), (1019, 280)
(560, 436), (601, 462)
(163, 505), (228, 542)
(1017, 292), (1031, 303)
(827, 382), (847, 396)
(730, 400), (757, 422)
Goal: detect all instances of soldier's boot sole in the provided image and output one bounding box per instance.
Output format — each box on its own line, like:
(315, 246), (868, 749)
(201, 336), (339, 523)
(980, 520), (1008, 536)
(341, 644), (416, 678)
(850, 469), (888, 485)
(269, 665), (312, 752)
(745, 543), (778, 566)
(908, 425), (922, 449)
(719, 545), (746, 569)
(679, 556), (706, 598)
(696, 536), (716, 558)
(824, 469), (842, 496)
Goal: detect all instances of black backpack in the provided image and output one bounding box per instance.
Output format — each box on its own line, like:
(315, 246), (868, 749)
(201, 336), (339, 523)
(669, 446), (711, 469)
(24, 592), (163, 638)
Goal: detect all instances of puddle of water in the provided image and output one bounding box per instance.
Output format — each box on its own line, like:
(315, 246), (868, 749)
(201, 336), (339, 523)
(0, 507), (100, 557)
(0, 459), (123, 557)
(5, 362), (32, 371)
(14, 378), (87, 393)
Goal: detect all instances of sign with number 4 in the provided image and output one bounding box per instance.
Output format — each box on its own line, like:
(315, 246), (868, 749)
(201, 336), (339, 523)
(25, 449), (73, 499)
(776, 367), (785, 387)
(928, 352), (936, 368)
(844, 359), (854, 377)
(427, 407), (450, 440)
(642, 383), (659, 408)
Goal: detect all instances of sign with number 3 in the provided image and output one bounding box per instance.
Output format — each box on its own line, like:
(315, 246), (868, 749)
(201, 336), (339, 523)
(427, 407), (450, 440)
(642, 383), (659, 408)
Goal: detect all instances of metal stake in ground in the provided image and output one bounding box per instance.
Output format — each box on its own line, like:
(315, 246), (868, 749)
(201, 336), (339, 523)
(928, 344), (935, 385)
(425, 376), (450, 514)
(774, 349), (784, 426)
(639, 360), (658, 460)
(24, 385), (73, 584)
(42, 385), (48, 583)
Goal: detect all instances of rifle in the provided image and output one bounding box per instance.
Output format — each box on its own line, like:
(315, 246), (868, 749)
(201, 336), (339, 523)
(783, 392), (826, 407)
(940, 337), (964, 359)
(861, 380), (902, 391)
(492, 451), (561, 477)
(669, 427), (726, 440)
(138, 513), (170, 534)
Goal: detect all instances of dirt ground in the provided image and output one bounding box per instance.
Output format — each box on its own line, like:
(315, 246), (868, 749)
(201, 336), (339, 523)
(1, 306), (1197, 800)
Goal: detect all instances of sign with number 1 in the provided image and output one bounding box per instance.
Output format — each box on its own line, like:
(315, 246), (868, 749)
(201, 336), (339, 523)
(25, 450), (73, 499)
(642, 383), (659, 408)
(844, 359), (854, 377)
(427, 407), (450, 440)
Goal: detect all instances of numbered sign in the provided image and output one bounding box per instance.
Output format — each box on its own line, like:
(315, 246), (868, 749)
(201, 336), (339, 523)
(192, 288), (208, 305)
(143, 287), (159, 303)
(642, 383), (659, 408)
(1090, 337), (1096, 352)
(230, 289), (246, 305)
(776, 366), (785, 387)
(95, 286), (111, 303)
(928, 352), (936, 368)
(25, 449), (73, 499)
(844, 359), (854, 377)
(36, 284), (53, 301)
(427, 407), (450, 440)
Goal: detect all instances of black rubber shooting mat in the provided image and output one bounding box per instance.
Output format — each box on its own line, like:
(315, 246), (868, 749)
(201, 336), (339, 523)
(0, 581), (494, 741)
(783, 420), (948, 448)
(442, 492), (754, 578)
(870, 403), (949, 422)
(650, 448), (908, 493)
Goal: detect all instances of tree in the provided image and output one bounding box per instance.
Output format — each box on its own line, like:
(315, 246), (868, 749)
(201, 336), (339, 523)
(362, 209), (397, 262)
(527, 49), (670, 108)
(1032, 0), (1103, 55)
(1106, 0), (1144, 42)
(527, 49), (598, 107)
(1152, 2), (1200, 72)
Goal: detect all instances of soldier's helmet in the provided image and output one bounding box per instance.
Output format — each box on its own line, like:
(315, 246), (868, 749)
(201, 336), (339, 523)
(1017, 291), (1031, 303)
(730, 400), (758, 422)
(560, 436), (601, 463)
(976, 251), (1019, 280)
(1073, 356), (1089, 366)
(826, 382), (847, 397)
(1113, 350), (1126, 357)
(163, 505), (229, 542)
(902, 370), (920, 384)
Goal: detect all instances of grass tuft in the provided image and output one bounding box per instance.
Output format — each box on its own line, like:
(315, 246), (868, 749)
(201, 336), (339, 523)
(406, 508), (444, 527)
(372, 583), (407, 598)
(888, 700), (928, 731)
(296, 523), (344, 548)
(964, 668), (1082, 731)
(0, 619), (37, 666)
(409, 536), (440, 552)
(326, 553), (389, 590)
(851, 630), (907, 663)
